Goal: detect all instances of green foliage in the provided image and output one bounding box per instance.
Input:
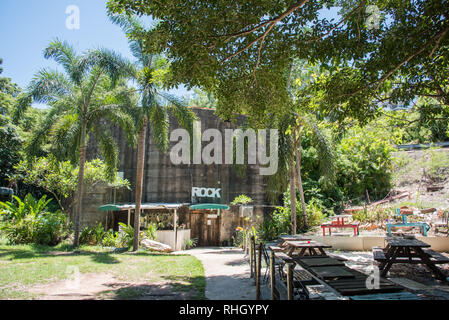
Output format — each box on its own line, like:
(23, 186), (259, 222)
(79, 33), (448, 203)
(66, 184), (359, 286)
(335, 126), (395, 201)
(231, 194), (253, 205)
(258, 206), (292, 242)
(102, 229), (121, 247)
(0, 121), (22, 186)
(107, 1), (449, 124)
(118, 222), (134, 248)
(422, 148), (449, 182)
(13, 157), (130, 212)
(232, 225), (258, 248)
(79, 223), (106, 246)
(185, 238), (198, 250)
(142, 222), (158, 241)
(259, 191), (329, 240)
(0, 194), (69, 245)
(187, 88), (217, 109)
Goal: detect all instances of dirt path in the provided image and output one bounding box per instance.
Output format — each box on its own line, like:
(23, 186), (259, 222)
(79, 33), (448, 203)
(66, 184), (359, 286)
(27, 273), (191, 300)
(184, 247), (255, 300)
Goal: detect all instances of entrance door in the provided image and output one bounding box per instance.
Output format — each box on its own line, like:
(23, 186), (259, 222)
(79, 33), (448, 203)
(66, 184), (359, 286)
(189, 210), (221, 246)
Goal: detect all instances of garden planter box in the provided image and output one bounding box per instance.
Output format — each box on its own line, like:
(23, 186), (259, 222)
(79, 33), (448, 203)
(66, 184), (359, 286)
(156, 229), (191, 251)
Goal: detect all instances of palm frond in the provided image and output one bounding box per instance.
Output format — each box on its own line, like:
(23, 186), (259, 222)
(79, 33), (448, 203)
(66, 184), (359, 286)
(149, 103), (169, 152)
(25, 107), (61, 159)
(12, 93), (32, 123)
(27, 69), (72, 103)
(83, 48), (136, 86)
(49, 113), (81, 162)
(303, 115), (335, 189)
(109, 13), (154, 67)
(92, 125), (119, 182)
(44, 39), (85, 85)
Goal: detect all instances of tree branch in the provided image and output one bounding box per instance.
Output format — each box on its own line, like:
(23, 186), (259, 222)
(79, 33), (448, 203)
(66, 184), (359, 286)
(220, 0), (309, 63)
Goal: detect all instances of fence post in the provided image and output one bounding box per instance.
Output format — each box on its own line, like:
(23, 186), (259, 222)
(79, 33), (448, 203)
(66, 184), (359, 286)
(252, 237), (257, 283)
(256, 242), (262, 300)
(270, 250), (276, 300)
(249, 236), (254, 278)
(287, 263), (294, 300)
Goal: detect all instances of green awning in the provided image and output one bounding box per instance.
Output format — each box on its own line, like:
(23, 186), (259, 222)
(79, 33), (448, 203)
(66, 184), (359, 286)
(189, 203), (230, 210)
(98, 204), (123, 212)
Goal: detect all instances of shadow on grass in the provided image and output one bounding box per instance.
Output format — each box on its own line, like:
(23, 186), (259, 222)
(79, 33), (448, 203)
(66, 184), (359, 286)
(0, 244), (120, 264)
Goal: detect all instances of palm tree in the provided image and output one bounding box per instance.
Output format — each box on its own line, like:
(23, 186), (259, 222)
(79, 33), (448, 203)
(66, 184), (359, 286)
(14, 39), (136, 247)
(110, 14), (196, 251)
(266, 60), (334, 234)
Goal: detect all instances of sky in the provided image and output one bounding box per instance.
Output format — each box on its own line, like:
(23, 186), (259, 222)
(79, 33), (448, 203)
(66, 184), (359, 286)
(0, 0), (191, 108)
(0, 1), (343, 109)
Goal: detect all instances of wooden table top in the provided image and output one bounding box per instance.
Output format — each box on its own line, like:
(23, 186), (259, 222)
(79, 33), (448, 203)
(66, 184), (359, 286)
(386, 237), (431, 248)
(279, 235), (311, 241)
(284, 240), (332, 248)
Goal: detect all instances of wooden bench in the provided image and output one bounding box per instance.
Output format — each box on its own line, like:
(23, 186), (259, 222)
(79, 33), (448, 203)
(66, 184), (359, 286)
(275, 251), (294, 263)
(268, 245), (284, 252)
(350, 291), (422, 300)
(321, 221), (360, 236)
(372, 247), (387, 262)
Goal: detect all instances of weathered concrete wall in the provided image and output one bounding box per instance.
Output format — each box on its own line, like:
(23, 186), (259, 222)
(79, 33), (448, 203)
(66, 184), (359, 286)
(87, 108), (269, 205)
(72, 184), (112, 229)
(310, 235), (449, 252)
(81, 107), (275, 228)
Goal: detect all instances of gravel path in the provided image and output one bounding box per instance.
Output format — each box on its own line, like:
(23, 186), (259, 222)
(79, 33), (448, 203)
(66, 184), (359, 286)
(184, 247), (256, 300)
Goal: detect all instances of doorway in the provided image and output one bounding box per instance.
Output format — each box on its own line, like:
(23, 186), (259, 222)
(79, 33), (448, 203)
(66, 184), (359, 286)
(189, 210), (221, 246)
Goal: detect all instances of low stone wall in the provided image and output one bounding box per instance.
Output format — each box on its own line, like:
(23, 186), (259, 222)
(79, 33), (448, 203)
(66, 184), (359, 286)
(310, 235), (449, 252)
(156, 229), (191, 251)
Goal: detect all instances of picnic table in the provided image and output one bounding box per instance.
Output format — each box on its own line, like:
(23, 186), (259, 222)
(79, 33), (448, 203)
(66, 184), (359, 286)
(386, 209), (430, 236)
(321, 214), (360, 236)
(283, 240), (332, 257)
(279, 235), (311, 246)
(373, 237), (449, 280)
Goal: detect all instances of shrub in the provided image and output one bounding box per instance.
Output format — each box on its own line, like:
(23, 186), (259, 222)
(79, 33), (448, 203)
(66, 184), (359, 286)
(142, 222), (158, 241)
(231, 195), (253, 205)
(102, 229), (121, 247)
(336, 127), (395, 201)
(185, 238), (198, 249)
(258, 192), (328, 241)
(0, 194), (69, 245)
(118, 222), (134, 248)
(79, 223), (106, 246)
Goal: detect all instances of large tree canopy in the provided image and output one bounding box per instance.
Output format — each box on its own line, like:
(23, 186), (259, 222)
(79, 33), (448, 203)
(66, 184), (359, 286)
(107, 0), (449, 124)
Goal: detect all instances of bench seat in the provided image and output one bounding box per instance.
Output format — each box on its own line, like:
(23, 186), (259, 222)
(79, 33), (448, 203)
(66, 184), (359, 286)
(372, 247), (387, 262)
(423, 249), (449, 264)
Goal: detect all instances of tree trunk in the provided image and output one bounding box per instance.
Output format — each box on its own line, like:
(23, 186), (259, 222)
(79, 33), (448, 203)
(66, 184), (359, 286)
(294, 127), (309, 230)
(74, 119), (87, 247)
(289, 159), (297, 235)
(133, 118), (147, 251)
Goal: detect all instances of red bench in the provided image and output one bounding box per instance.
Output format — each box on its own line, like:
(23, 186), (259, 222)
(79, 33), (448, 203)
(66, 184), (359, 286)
(321, 215), (360, 236)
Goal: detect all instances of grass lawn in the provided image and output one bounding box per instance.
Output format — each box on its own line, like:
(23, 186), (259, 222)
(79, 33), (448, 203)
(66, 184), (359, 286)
(0, 238), (205, 300)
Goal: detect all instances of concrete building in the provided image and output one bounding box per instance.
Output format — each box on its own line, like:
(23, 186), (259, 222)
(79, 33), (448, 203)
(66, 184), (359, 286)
(82, 107), (277, 247)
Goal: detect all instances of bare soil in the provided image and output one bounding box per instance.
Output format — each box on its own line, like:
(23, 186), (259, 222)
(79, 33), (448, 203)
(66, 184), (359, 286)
(27, 273), (193, 300)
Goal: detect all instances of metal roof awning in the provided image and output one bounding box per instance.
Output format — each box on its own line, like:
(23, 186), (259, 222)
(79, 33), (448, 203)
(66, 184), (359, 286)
(98, 203), (187, 212)
(0, 187), (13, 196)
(189, 203), (230, 210)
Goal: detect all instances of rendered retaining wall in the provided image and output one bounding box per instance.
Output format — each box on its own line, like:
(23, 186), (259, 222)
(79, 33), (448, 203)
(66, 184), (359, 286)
(156, 229), (191, 251)
(309, 236), (449, 252)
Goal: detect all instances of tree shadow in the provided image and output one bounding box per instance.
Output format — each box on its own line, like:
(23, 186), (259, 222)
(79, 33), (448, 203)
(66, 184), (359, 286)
(0, 244), (120, 264)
